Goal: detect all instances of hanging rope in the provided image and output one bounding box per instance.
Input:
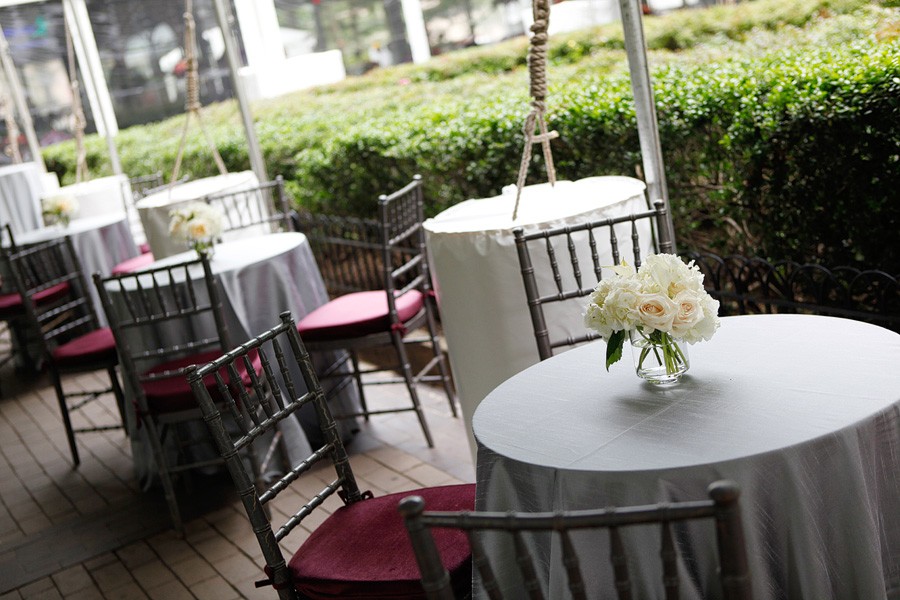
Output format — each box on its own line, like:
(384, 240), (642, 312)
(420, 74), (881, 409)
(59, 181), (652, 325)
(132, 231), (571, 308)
(1, 93), (21, 163)
(512, 0), (559, 220)
(170, 0), (228, 185)
(66, 25), (89, 182)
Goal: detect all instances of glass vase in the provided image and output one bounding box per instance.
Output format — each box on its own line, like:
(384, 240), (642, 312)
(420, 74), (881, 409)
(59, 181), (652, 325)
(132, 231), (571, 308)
(629, 329), (689, 384)
(192, 240), (215, 260)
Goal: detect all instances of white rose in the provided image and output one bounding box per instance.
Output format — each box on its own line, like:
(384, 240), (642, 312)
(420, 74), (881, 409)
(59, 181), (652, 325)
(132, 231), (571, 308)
(681, 294), (721, 343)
(639, 254), (704, 296)
(635, 292), (677, 333)
(188, 220), (211, 240)
(670, 289), (704, 337)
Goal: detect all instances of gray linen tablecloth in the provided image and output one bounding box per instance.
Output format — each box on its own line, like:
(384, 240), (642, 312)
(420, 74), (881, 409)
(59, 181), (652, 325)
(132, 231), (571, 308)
(3, 214), (139, 371)
(135, 171), (261, 259)
(17, 214), (140, 326)
(424, 176), (653, 460)
(0, 162), (49, 235)
(104, 232), (360, 484)
(473, 314), (900, 600)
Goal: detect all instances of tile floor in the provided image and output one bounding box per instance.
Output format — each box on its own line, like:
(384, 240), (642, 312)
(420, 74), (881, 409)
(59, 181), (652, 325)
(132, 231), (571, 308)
(0, 345), (474, 599)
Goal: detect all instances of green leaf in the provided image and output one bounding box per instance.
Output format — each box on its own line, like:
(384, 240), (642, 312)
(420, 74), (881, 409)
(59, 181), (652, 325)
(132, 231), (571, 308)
(605, 330), (626, 371)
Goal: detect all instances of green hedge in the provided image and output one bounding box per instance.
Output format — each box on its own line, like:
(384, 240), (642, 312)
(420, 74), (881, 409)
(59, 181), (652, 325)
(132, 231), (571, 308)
(42, 0), (900, 272)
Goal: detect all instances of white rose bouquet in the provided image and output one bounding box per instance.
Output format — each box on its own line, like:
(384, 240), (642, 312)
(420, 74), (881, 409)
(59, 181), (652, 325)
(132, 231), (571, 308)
(169, 202), (224, 257)
(584, 254), (720, 378)
(42, 193), (79, 227)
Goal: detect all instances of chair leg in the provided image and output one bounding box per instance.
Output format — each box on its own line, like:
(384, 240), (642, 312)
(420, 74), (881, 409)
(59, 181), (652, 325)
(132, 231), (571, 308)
(143, 417), (184, 533)
(392, 331), (434, 448)
(107, 365), (128, 435)
(349, 350), (369, 421)
(50, 368), (80, 467)
(424, 303), (458, 417)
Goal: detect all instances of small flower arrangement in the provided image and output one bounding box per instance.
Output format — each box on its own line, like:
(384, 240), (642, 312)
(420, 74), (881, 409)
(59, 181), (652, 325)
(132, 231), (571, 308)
(168, 202), (224, 257)
(41, 193), (79, 227)
(584, 254), (721, 378)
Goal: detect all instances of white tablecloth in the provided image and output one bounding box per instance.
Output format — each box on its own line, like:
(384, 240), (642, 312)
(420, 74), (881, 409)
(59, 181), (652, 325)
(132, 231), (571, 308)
(0, 162), (51, 235)
(473, 314), (900, 600)
(15, 214), (139, 327)
(47, 175), (131, 220)
(424, 176), (652, 458)
(105, 232), (360, 481)
(135, 171), (260, 259)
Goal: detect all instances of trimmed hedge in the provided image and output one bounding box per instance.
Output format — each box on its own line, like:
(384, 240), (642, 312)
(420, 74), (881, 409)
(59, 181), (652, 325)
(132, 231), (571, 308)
(42, 0), (900, 272)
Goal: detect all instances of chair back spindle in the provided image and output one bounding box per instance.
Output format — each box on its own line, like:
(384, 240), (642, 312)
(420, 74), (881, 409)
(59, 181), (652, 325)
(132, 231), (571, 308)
(92, 255), (232, 530)
(400, 480), (752, 600)
(8, 235), (125, 465)
(514, 199), (671, 360)
(294, 174), (457, 447)
(204, 176), (292, 237)
(294, 212), (384, 297)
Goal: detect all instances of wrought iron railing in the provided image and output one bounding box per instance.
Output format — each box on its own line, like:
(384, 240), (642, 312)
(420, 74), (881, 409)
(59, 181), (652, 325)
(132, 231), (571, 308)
(684, 251), (900, 332)
(290, 215), (900, 334)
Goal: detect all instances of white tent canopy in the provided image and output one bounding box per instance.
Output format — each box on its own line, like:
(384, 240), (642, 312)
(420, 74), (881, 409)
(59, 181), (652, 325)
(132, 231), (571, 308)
(0, 0), (668, 223)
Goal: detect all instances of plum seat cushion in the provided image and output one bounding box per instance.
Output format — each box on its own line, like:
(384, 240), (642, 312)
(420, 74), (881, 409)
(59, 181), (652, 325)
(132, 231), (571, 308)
(52, 327), (117, 369)
(112, 252), (155, 275)
(0, 282), (72, 318)
(0, 291), (23, 317)
(296, 290), (424, 342)
(141, 349), (259, 414)
(289, 483), (475, 600)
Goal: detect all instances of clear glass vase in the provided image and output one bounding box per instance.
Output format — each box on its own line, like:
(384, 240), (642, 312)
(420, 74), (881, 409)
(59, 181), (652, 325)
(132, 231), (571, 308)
(192, 239), (215, 260)
(629, 329), (690, 384)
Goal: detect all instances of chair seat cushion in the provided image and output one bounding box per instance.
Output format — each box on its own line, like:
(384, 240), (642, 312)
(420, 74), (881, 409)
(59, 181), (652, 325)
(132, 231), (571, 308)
(297, 290), (424, 342)
(112, 252), (155, 275)
(289, 483), (475, 600)
(51, 327), (118, 369)
(0, 282), (70, 319)
(34, 282), (72, 303)
(0, 291), (23, 316)
(141, 349), (259, 414)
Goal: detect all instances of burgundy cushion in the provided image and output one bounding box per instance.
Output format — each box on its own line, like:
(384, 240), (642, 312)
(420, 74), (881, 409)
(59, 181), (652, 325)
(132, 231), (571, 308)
(34, 282), (71, 303)
(112, 252), (155, 275)
(138, 242), (152, 255)
(141, 349), (259, 414)
(51, 327), (118, 369)
(296, 290), (425, 342)
(289, 483), (475, 600)
(0, 291), (23, 316)
(0, 282), (72, 319)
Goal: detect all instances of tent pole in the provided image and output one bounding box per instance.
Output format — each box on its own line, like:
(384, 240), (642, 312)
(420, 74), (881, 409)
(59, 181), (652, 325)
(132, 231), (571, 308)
(211, 0), (268, 183)
(617, 0), (676, 251)
(0, 22), (44, 172)
(64, 0), (123, 175)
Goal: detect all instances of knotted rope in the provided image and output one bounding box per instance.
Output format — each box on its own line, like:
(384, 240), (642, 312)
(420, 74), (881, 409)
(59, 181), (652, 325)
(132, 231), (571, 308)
(66, 25), (89, 182)
(1, 94), (21, 163)
(512, 0), (559, 220)
(170, 0), (227, 185)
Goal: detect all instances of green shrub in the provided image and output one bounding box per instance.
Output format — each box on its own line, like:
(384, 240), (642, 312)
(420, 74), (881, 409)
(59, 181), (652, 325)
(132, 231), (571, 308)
(41, 0), (900, 273)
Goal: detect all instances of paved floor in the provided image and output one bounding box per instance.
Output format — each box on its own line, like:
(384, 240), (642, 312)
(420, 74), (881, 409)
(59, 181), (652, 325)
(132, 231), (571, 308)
(0, 344), (474, 599)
